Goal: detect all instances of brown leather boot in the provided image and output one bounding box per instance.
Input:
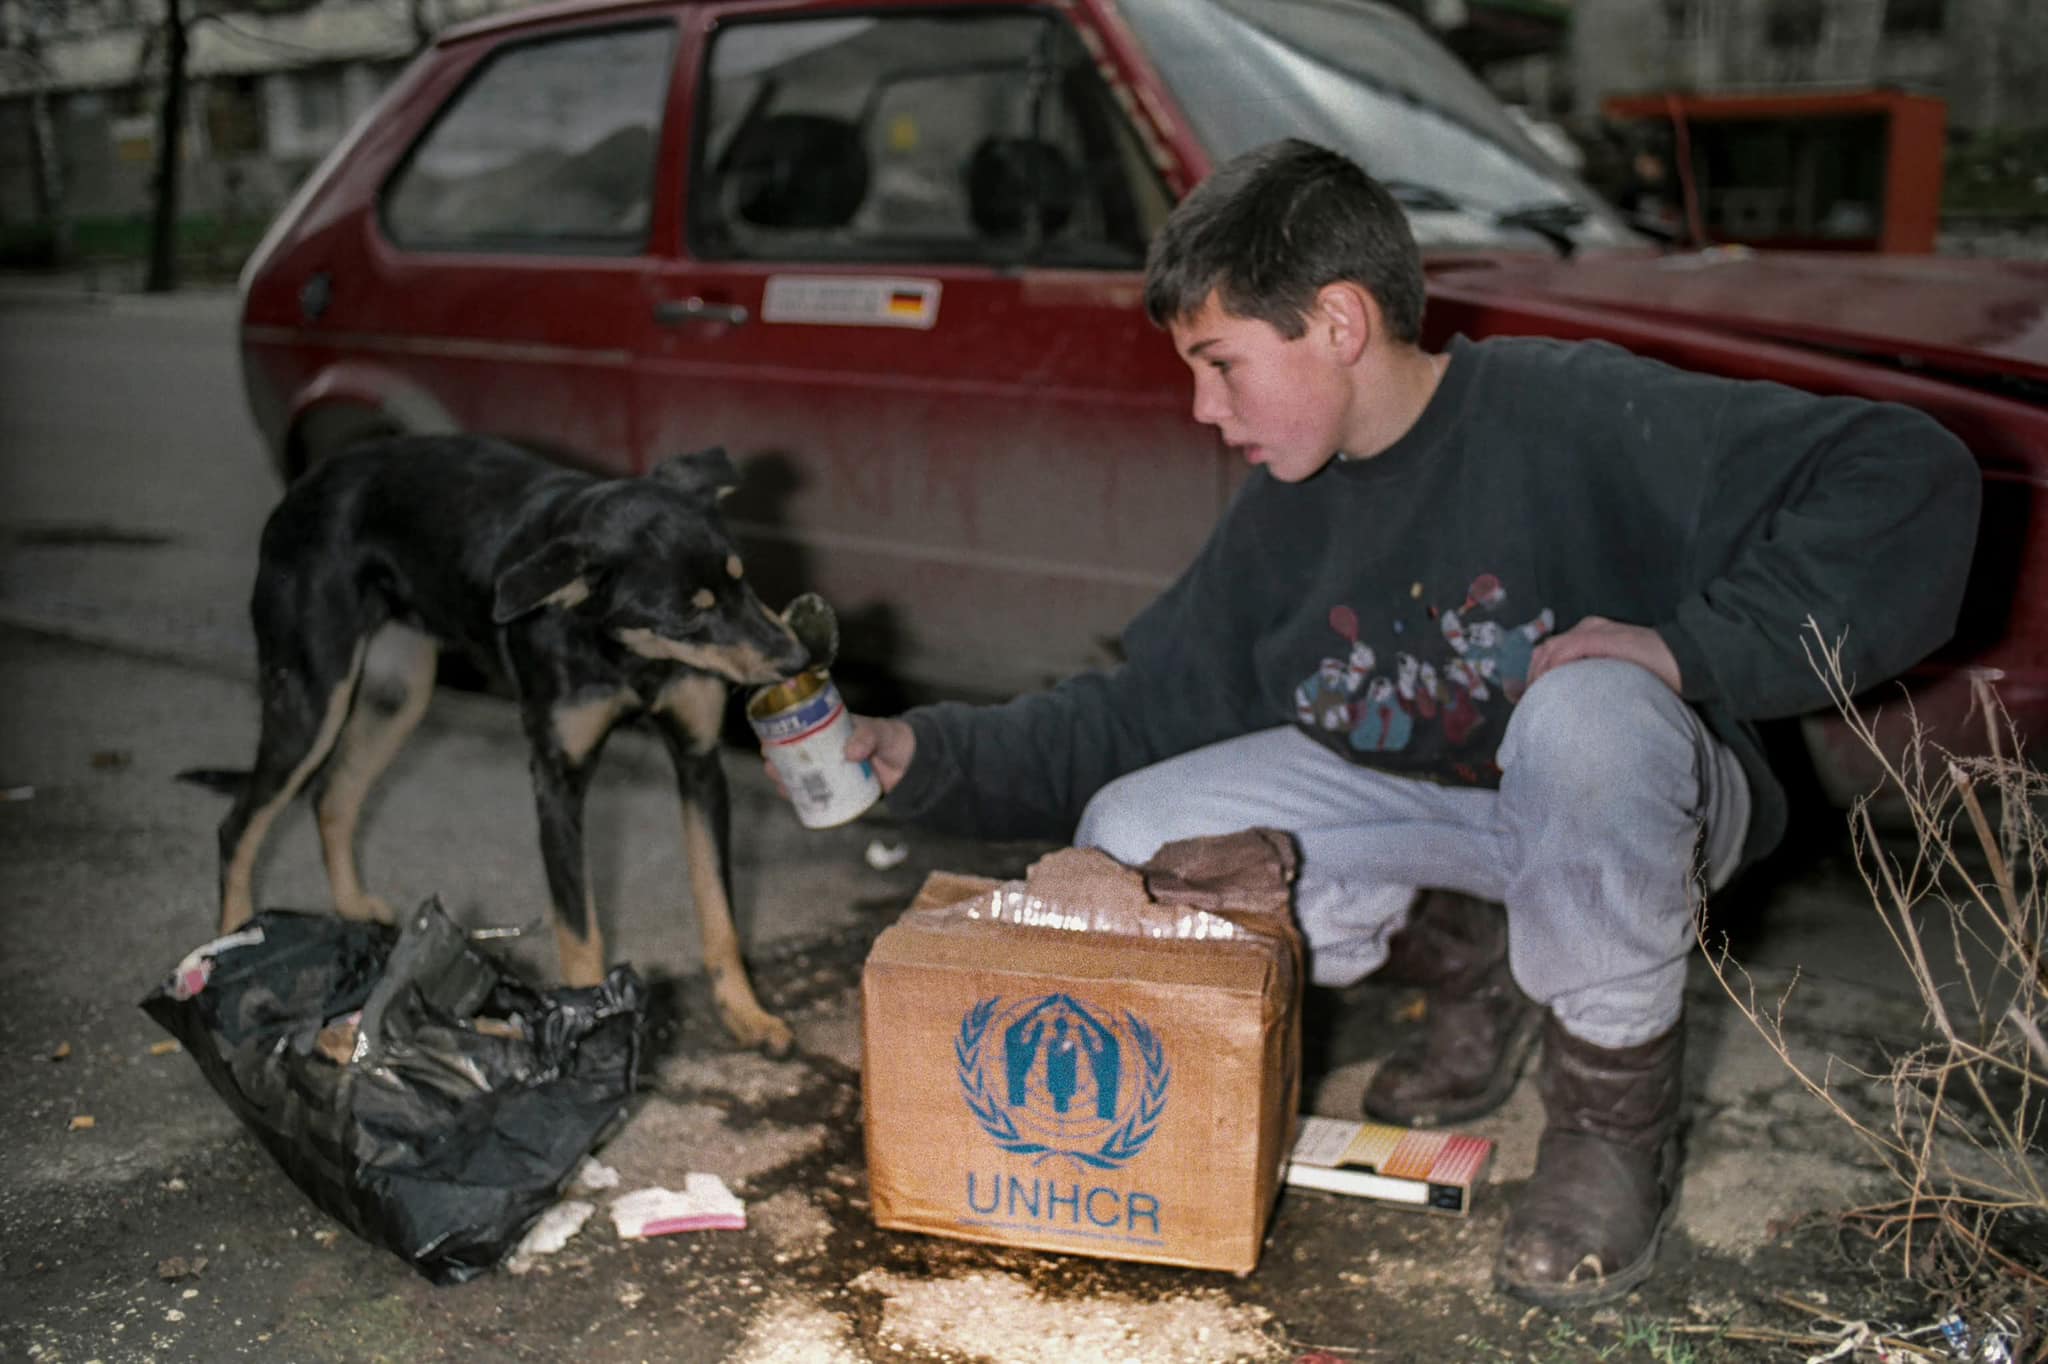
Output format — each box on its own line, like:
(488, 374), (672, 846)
(1362, 891), (1542, 1127)
(1495, 1013), (1685, 1308)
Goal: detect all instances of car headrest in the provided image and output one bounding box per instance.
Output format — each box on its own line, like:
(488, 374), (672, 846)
(721, 114), (869, 230)
(965, 135), (1076, 241)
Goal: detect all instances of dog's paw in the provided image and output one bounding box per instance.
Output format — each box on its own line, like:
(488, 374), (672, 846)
(727, 1009), (796, 1059)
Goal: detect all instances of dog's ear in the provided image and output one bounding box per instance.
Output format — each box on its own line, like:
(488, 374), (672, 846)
(492, 539), (595, 624)
(651, 446), (739, 505)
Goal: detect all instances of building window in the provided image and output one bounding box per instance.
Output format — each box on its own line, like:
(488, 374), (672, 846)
(1882, 0), (1943, 36)
(293, 69), (343, 138)
(206, 76), (265, 157)
(1765, 0), (1826, 49)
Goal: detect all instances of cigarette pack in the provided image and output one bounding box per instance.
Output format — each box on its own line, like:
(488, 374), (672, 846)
(1283, 1115), (1493, 1215)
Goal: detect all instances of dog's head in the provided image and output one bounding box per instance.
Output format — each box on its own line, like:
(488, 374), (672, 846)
(490, 447), (812, 686)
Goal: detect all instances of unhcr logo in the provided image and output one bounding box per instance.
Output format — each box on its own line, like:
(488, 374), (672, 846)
(955, 993), (1170, 1171)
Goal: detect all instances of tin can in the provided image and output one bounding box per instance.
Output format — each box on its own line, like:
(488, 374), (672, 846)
(747, 668), (881, 829)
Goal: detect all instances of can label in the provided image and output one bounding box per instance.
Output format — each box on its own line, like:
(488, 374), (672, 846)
(747, 669), (881, 829)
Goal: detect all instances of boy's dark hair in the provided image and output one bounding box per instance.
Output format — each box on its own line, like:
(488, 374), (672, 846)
(1144, 139), (1425, 344)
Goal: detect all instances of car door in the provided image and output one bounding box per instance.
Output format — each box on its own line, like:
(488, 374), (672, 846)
(350, 16), (687, 470)
(636, 1), (1223, 697)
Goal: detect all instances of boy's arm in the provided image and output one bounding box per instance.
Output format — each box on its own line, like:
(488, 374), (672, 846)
(884, 670), (1229, 841)
(884, 505), (1270, 842)
(1653, 385), (1981, 720)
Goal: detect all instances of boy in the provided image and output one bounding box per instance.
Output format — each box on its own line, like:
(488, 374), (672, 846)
(822, 139), (1977, 1305)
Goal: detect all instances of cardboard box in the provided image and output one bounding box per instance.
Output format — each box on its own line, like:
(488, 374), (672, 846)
(862, 835), (1301, 1275)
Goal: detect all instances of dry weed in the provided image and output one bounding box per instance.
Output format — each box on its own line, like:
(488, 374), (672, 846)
(1697, 624), (2046, 1329)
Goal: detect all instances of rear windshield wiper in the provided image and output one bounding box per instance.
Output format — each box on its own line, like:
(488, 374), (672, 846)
(1381, 179), (1464, 213)
(1496, 198), (1588, 257)
(1385, 182), (1585, 257)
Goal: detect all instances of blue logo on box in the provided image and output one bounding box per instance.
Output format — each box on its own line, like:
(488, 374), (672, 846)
(955, 993), (1169, 1171)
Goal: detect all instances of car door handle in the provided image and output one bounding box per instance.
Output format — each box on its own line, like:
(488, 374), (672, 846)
(654, 297), (750, 327)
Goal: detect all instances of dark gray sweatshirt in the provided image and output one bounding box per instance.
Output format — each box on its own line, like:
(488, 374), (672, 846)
(889, 334), (1981, 866)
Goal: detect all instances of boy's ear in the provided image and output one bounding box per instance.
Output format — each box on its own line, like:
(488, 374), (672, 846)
(492, 539), (596, 623)
(652, 446), (739, 505)
(1315, 282), (1375, 365)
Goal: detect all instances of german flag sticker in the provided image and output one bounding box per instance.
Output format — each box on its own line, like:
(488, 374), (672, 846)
(762, 276), (941, 329)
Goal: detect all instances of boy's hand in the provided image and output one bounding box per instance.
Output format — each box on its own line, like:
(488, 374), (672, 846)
(761, 714), (917, 800)
(845, 714), (916, 793)
(1526, 616), (1682, 694)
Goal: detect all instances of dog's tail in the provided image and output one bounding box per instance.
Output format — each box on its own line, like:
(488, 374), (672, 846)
(176, 767), (249, 797)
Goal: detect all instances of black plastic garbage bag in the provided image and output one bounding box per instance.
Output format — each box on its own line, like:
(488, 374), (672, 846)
(142, 898), (642, 1283)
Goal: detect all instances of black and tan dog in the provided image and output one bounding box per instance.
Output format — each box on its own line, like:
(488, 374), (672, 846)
(212, 435), (811, 1053)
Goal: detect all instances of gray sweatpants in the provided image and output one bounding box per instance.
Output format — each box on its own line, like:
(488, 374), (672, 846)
(1074, 659), (1750, 1049)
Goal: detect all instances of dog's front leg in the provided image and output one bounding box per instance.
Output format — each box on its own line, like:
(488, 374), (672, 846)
(654, 678), (795, 1057)
(525, 701), (613, 989)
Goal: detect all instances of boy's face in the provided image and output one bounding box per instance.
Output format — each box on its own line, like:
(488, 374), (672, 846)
(1168, 293), (1351, 484)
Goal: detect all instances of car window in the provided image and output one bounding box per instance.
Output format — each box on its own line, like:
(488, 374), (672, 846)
(1116, 0), (1634, 251)
(691, 10), (1170, 268)
(383, 23), (677, 254)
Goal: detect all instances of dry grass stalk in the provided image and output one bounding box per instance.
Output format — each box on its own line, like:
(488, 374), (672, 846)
(1696, 623), (2047, 1297)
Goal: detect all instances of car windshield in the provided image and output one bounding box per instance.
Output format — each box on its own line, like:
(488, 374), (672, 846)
(1114, 0), (1634, 251)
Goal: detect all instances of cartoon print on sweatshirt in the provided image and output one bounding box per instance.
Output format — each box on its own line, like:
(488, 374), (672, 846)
(1293, 605), (1376, 731)
(1292, 574), (1557, 763)
(1349, 675), (1413, 752)
(1349, 652), (1448, 752)
(1396, 652), (1438, 719)
(1436, 657), (1490, 745)
(1440, 573), (1555, 702)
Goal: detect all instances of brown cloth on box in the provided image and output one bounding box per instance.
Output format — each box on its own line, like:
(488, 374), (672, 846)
(1019, 828), (1301, 948)
(1144, 829), (1297, 922)
(1020, 846), (1153, 917)
(1147, 828), (1303, 980)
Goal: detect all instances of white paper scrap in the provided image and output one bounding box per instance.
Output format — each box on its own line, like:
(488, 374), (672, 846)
(610, 1175), (747, 1238)
(864, 838), (910, 870)
(506, 1199), (594, 1274)
(569, 1157), (621, 1194)
(168, 924), (267, 1000)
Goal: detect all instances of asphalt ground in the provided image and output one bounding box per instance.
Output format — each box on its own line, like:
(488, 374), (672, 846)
(0, 620), (1964, 1364)
(0, 283), (2023, 1363)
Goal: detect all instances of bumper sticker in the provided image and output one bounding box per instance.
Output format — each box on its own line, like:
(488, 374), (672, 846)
(761, 275), (940, 329)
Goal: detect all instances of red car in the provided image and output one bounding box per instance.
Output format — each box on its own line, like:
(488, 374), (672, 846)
(238, 0), (2048, 800)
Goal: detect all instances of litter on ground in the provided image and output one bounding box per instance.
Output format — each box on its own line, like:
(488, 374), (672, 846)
(611, 1175), (747, 1237)
(507, 1200), (597, 1274)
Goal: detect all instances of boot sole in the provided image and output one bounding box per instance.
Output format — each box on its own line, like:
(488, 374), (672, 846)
(1361, 1003), (1543, 1128)
(1491, 1188), (1678, 1311)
